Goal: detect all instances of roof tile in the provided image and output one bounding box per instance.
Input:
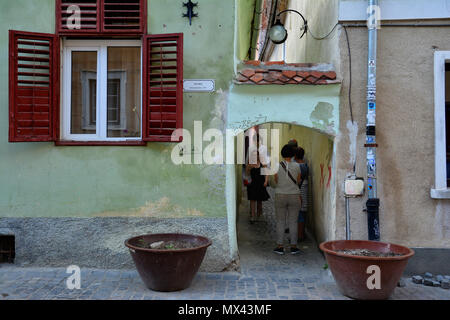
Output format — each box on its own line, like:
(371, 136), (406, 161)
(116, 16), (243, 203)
(245, 60), (261, 66)
(250, 73), (264, 83)
(236, 74), (249, 82)
(282, 70), (297, 78)
(265, 71), (282, 82)
(241, 69), (256, 78)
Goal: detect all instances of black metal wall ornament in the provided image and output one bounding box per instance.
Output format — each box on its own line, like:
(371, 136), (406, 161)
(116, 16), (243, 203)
(183, 0), (198, 26)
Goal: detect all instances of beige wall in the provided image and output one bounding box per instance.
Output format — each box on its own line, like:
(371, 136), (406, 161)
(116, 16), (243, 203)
(270, 0), (340, 71)
(337, 23), (450, 247)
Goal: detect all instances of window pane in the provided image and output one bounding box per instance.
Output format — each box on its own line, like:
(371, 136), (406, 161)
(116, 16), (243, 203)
(107, 47), (141, 138)
(71, 51), (97, 134)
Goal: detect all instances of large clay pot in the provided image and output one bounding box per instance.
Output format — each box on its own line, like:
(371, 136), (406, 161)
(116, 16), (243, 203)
(320, 240), (414, 300)
(125, 233), (212, 292)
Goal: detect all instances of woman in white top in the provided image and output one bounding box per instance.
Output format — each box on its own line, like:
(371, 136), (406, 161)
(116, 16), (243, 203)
(273, 144), (302, 255)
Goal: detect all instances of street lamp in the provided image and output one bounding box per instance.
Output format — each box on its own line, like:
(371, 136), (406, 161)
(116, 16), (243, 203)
(268, 9), (308, 44)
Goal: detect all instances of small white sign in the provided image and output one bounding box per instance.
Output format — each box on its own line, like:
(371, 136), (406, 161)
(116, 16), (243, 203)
(183, 79), (215, 92)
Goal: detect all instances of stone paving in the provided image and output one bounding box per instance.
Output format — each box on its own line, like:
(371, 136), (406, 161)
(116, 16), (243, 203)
(0, 189), (449, 300)
(1, 264), (449, 300)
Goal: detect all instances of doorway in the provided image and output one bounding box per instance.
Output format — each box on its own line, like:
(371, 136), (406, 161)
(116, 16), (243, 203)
(233, 122), (335, 272)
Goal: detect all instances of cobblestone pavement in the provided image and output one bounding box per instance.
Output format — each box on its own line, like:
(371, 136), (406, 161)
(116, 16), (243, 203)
(1, 264), (449, 300)
(0, 190), (448, 300)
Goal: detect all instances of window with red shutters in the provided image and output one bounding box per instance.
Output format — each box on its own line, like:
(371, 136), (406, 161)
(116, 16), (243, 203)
(9, 1), (184, 145)
(56, 0), (147, 35)
(143, 34), (183, 142)
(9, 30), (59, 142)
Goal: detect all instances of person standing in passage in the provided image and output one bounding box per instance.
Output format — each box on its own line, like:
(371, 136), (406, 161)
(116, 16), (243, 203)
(272, 145), (302, 255)
(295, 147), (309, 241)
(246, 134), (270, 224)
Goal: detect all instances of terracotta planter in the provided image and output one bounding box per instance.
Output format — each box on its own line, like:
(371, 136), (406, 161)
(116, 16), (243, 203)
(320, 240), (414, 300)
(125, 233), (212, 292)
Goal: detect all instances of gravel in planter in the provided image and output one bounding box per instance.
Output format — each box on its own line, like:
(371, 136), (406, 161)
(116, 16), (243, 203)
(336, 249), (404, 257)
(412, 275), (423, 284)
(441, 279), (450, 290)
(424, 278), (434, 286)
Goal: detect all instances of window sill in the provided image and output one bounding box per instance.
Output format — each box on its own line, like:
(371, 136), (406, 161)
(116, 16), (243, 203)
(430, 188), (450, 199)
(55, 141), (147, 147)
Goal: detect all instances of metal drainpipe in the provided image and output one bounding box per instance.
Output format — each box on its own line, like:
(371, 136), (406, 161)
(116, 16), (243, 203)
(366, 0), (380, 241)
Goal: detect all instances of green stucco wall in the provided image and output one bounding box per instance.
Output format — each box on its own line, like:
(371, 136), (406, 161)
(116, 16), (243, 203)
(236, 0), (257, 61)
(0, 0), (235, 218)
(227, 84), (340, 134)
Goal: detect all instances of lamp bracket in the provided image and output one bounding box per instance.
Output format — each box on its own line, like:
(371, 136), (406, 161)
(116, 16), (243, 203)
(276, 9), (308, 39)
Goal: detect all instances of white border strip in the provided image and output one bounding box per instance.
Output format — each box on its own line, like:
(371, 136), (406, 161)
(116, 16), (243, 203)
(339, 0), (450, 21)
(431, 51), (450, 199)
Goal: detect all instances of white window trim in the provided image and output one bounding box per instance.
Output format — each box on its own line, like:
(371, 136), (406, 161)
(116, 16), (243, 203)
(431, 51), (450, 199)
(62, 39), (142, 142)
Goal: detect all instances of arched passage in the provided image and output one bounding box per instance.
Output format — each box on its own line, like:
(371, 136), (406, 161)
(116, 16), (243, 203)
(225, 83), (340, 263)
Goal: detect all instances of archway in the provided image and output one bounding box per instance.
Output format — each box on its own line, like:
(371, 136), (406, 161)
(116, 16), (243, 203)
(234, 123), (335, 271)
(225, 83), (340, 266)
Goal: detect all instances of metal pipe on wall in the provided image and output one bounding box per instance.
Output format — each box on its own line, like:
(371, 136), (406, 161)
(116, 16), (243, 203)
(366, 0), (380, 241)
(345, 197), (351, 240)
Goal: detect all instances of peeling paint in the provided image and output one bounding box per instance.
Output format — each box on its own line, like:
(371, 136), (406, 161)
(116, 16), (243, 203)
(346, 120), (358, 169)
(310, 102), (335, 134)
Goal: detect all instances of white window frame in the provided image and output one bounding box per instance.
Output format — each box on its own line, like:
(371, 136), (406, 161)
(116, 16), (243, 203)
(431, 51), (450, 199)
(62, 39), (142, 142)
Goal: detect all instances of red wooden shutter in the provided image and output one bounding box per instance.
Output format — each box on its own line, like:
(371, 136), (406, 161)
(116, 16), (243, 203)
(56, 0), (100, 34)
(102, 0), (146, 34)
(143, 34), (183, 142)
(9, 30), (59, 142)
(56, 0), (146, 35)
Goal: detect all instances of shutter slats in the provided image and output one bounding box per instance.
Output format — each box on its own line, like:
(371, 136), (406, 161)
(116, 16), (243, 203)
(9, 30), (58, 142)
(57, 0), (146, 34)
(58, 0), (100, 33)
(103, 0), (144, 32)
(143, 34), (183, 142)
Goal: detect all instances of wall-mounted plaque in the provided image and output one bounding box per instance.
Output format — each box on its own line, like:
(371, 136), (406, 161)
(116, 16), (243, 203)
(183, 79), (215, 92)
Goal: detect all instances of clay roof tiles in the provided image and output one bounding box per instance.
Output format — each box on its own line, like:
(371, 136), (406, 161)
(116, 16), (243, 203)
(235, 61), (339, 85)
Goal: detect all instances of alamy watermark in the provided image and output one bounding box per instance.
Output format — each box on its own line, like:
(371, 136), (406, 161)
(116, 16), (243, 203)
(66, 5), (81, 30)
(66, 265), (81, 290)
(170, 122), (280, 175)
(366, 265), (381, 290)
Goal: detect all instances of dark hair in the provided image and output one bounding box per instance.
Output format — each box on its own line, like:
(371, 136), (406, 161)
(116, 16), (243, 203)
(288, 139), (298, 148)
(281, 144), (295, 158)
(295, 147), (305, 160)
